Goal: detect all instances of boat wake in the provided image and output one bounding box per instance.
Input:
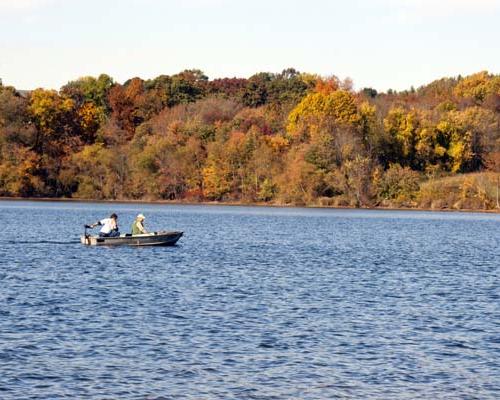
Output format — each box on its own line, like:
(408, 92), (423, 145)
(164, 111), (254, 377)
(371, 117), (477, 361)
(2, 240), (79, 245)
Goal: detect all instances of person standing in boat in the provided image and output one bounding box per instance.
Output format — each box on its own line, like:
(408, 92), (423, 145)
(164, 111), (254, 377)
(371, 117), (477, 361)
(131, 213), (148, 235)
(87, 213), (120, 237)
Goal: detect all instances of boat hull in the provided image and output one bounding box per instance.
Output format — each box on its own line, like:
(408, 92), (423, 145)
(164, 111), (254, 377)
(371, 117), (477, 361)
(81, 231), (183, 246)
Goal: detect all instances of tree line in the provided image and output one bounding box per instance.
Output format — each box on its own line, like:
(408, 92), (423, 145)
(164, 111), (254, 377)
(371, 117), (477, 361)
(0, 69), (499, 209)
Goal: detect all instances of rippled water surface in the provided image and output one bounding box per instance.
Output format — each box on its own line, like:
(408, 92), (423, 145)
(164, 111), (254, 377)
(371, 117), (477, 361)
(0, 201), (499, 399)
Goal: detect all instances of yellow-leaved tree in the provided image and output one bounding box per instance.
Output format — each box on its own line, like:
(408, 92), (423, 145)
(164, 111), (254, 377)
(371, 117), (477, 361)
(29, 89), (75, 150)
(287, 90), (360, 141)
(453, 71), (500, 104)
(383, 107), (420, 166)
(436, 107), (497, 172)
(0, 145), (44, 196)
(77, 101), (105, 142)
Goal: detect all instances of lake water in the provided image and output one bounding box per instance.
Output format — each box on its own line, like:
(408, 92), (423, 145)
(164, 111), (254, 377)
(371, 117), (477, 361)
(0, 201), (499, 399)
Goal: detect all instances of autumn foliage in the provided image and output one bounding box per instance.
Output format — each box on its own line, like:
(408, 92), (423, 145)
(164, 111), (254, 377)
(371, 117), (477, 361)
(0, 70), (499, 209)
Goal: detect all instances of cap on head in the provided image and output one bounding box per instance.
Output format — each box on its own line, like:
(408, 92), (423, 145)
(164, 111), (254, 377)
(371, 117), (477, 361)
(137, 213), (145, 220)
(110, 213), (118, 219)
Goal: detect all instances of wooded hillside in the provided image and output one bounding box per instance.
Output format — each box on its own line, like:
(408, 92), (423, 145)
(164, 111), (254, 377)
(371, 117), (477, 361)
(1, 69), (499, 209)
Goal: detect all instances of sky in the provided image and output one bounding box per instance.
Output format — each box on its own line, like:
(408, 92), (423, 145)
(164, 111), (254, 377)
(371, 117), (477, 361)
(0, 0), (499, 91)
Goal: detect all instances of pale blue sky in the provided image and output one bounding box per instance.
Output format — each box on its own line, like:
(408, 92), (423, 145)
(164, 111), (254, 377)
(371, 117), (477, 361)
(1, 0), (499, 91)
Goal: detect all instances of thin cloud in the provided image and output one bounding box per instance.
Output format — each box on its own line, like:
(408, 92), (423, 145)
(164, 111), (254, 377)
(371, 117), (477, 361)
(0, 0), (56, 12)
(410, 0), (498, 7)
(382, 0), (499, 16)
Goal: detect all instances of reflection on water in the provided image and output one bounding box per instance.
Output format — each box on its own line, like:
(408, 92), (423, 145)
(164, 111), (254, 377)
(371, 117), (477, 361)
(0, 201), (499, 399)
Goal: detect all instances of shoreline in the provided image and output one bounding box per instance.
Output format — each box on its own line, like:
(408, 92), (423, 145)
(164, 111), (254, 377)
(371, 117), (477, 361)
(1, 196), (499, 214)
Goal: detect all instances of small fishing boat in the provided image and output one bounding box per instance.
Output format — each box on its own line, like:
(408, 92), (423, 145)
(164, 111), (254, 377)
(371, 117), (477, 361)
(81, 231), (183, 246)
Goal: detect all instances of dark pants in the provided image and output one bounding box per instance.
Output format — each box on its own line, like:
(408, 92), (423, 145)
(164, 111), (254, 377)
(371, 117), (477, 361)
(99, 230), (120, 238)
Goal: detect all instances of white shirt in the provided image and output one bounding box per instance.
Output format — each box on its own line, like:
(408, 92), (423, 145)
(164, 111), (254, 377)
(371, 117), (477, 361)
(99, 218), (117, 234)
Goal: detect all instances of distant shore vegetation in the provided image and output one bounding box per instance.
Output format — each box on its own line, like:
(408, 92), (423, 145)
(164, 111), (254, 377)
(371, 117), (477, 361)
(0, 69), (499, 210)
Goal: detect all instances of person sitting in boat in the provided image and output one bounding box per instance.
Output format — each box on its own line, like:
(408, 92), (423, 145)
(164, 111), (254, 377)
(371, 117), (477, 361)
(131, 213), (148, 235)
(87, 213), (120, 237)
